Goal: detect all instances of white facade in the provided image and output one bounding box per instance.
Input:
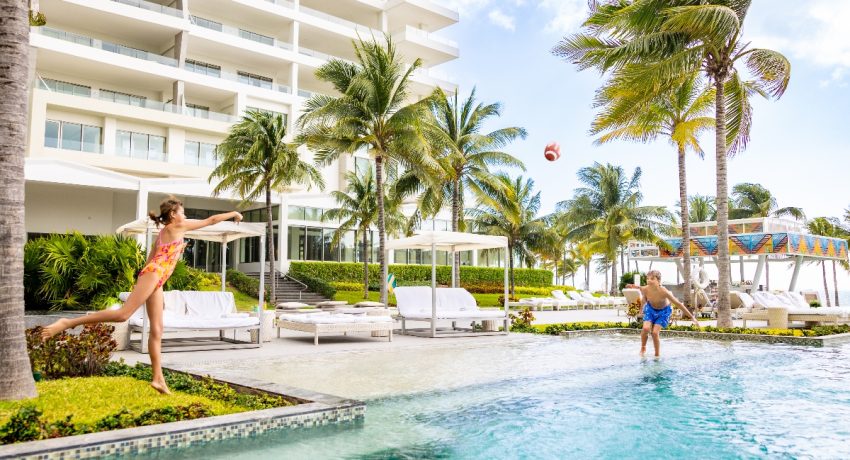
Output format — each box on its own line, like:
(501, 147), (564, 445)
(25, 0), (470, 273)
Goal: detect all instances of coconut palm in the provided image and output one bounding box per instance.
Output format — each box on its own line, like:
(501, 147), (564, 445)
(298, 36), (435, 305)
(558, 163), (672, 295)
(426, 88), (527, 285)
(211, 110), (325, 304)
(591, 73), (713, 306)
(0, 0), (37, 400)
(323, 169), (406, 298)
(467, 174), (546, 294)
(806, 218), (850, 307)
(685, 194), (717, 223)
(730, 182), (805, 290)
(556, 0), (791, 327)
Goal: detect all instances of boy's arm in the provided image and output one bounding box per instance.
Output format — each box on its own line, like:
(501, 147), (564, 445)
(665, 288), (699, 327)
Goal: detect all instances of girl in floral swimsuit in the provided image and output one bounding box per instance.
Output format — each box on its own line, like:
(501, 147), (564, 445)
(42, 196), (242, 394)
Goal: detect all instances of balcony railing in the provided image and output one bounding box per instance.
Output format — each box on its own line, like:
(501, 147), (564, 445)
(185, 65), (292, 94)
(111, 0), (183, 18)
(264, 0), (294, 9)
(299, 5), (379, 36)
(298, 46), (355, 65)
(403, 26), (458, 48)
(36, 80), (238, 123)
(36, 27), (178, 67)
(190, 15), (293, 51)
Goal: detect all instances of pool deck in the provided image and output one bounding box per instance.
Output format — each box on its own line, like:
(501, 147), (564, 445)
(114, 308), (738, 368)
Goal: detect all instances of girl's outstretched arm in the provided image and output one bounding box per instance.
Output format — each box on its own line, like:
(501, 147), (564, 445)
(178, 211), (243, 232)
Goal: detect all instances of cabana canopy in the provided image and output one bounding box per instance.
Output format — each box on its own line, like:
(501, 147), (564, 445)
(116, 218), (265, 243)
(385, 230), (508, 251)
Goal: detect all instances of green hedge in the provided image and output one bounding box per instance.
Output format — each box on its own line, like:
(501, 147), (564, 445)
(225, 270), (270, 300)
(289, 261), (553, 287)
(293, 274), (337, 299)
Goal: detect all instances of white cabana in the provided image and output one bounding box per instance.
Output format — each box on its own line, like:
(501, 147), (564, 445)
(385, 231), (510, 337)
(117, 218), (268, 342)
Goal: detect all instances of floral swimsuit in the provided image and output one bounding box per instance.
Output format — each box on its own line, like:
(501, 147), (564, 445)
(139, 230), (186, 288)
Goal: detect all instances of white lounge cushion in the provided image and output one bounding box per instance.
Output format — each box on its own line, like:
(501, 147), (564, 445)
(394, 286), (434, 318)
(183, 291), (236, 318)
(316, 301), (347, 307)
(736, 292), (755, 310)
(277, 301), (310, 309)
(436, 288), (478, 311)
(355, 301), (385, 307)
(129, 315), (259, 329)
(786, 292), (811, 309)
(401, 310), (506, 320)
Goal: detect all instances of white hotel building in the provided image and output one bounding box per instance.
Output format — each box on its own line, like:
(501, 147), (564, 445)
(24, 0), (504, 275)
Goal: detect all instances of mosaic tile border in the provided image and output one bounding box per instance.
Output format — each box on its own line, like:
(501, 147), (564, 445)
(559, 328), (850, 347)
(0, 368), (364, 460)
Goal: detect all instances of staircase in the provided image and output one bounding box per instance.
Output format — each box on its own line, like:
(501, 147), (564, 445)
(246, 272), (332, 305)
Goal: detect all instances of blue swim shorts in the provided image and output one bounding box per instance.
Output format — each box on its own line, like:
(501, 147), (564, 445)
(643, 304), (672, 328)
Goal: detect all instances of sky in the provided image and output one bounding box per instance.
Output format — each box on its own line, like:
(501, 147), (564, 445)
(428, 0), (850, 294)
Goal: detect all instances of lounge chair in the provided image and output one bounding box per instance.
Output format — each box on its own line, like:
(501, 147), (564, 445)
(515, 298), (555, 311)
(564, 290), (599, 309)
(124, 290), (260, 353)
(276, 311), (393, 345)
(741, 291), (848, 327)
(394, 286), (509, 337)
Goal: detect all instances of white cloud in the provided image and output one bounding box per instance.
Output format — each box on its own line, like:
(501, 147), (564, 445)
(752, 0), (850, 86)
(537, 0), (588, 35)
(488, 9), (516, 31)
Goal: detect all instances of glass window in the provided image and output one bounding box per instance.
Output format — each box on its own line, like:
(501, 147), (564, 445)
(184, 141), (200, 165)
(82, 125), (101, 153)
(42, 78), (91, 97)
(239, 29), (274, 46)
(148, 135), (166, 161)
(60, 121), (82, 150)
(341, 231), (356, 262)
(288, 206), (305, 220)
(394, 249), (408, 264)
(185, 59), (221, 77)
(100, 89), (145, 106)
(131, 132), (148, 159)
(116, 130), (131, 156)
(44, 120), (59, 148)
(355, 157), (372, 176)
(186, 103), (210, 118)
(304, 207), (322, 222)
(287, 226), (305, 260)
(305, 227), (322, 261)
(322, 229), (339, 262)
(200, 142), (216, 166)
(237, 71), (273, 89)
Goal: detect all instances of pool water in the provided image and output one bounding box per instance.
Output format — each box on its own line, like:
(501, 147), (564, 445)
(142, 336), (850, 459)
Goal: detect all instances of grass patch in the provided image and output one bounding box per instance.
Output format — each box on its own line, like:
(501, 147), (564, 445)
(0, 376), (242, 426)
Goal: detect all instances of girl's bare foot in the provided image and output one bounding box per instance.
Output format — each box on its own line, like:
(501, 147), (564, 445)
(639, 347), (646, 357)
(41, 319), (70, 341)
(150, 380), (171, 395)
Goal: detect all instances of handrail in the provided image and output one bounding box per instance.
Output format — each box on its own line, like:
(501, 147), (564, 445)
(284, 274), (308, 300)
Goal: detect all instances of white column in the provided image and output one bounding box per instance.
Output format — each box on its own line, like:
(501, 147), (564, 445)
(220, 235), (227, 291)
(291, 21), (300, 53)
(166, 127), (185, 164)
(102, 117), (117, 156)
(380, 11), (388, 32)
(788, 255), (805, 291)
(430, 242), (437, 338)
(471, 249), (479, 267)
(278, 192), (288, 273)
(258, 233), (266, 343)
(752, 255), (766, 290)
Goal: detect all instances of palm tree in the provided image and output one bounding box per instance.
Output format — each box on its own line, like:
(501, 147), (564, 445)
(323, 169), (406, 298)
(467, 174), (546, 294)
(535, 226), (569, 284)
(0, 0), (37, 400)
(730, 182), (805, 290)
(685, 194), (717, 223)
(426, 88), (527, 285)
(591, 73), (713, 306)
(211, 110), (325, 304)
(556, 0), (791, 327)
(298, 36), (434, 305)
(807, 218), (850, 307)
(558, 163), (672, 295)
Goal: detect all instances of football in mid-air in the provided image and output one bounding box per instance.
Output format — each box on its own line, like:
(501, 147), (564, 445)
(544, 142), (560, 161)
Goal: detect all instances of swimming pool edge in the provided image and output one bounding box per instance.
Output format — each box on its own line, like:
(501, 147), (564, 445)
(558, 328), (850, 347)
(0, 367), (365, 460)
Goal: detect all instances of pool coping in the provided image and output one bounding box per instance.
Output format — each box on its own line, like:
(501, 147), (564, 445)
(0, 365), (364, 460)
(558, 328), (850, 347)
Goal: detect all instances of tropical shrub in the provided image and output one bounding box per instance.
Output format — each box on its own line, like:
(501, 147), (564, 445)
(24, 233), (145, 311)
(163, 262), (206, 291)
(809, 300), (821, 308)
(226, 269), (270, 300)
(294, 274), (337, 299)
(289, 261), (553, 287)
(509, 307), (535, 332)
(26, 324), (116, 379)
(619, 271), (646, 291)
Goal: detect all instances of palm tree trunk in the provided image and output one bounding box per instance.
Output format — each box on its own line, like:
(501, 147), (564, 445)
(451, 178), (460, 287)
(0, 0), (37, 400)
(266, 187), (275, 306)
(823, 261), (832, 307)
(375, 155), (388, 305)
(585, 262), (590, 290)
(678, 144), (692, 309)
(620, 249), (625, 277)
(833, 260), (840, 306)
(571, 273), (576, 287)
(611, 254), (618, 296)
(362, 229), (369, 299)
(714, 77), (732, 327)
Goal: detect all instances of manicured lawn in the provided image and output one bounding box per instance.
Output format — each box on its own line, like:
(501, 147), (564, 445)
(332, 290), (536, 307)
(0, 376), (244, 426)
